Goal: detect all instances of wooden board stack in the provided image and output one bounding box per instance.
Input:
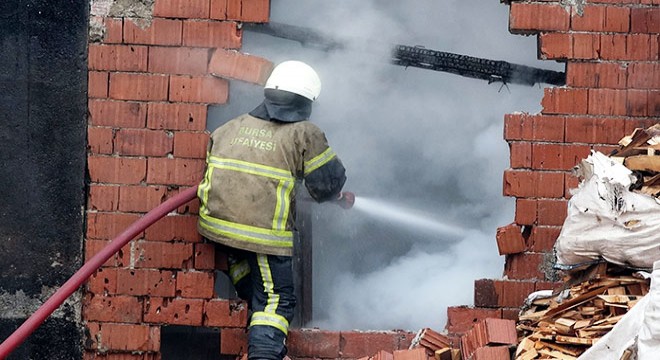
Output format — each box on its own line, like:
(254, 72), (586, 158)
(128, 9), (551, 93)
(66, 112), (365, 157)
(515, 265), (651, 360)
(611, 124), (660, 198)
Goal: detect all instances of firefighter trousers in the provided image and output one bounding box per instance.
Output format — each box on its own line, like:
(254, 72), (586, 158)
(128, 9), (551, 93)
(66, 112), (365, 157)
(226, 249), (296, 360)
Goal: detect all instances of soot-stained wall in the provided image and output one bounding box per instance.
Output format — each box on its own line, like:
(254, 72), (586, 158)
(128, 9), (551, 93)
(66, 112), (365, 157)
(0, 0), (88, 358)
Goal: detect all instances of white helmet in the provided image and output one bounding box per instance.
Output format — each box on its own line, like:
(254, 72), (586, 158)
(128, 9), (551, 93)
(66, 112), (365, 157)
(265, 61), (322, 101)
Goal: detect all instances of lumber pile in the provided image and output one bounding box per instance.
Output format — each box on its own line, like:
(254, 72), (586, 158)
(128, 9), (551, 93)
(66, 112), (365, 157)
(515, 265), (651, 360)
(610, 124), (660, 198)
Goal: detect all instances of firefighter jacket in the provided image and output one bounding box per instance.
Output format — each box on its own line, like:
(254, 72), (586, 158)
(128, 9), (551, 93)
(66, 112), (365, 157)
(197, 114), (346, 256)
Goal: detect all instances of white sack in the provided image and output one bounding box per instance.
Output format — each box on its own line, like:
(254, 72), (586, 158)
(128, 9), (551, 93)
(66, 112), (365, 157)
(555, 151), (660, 269)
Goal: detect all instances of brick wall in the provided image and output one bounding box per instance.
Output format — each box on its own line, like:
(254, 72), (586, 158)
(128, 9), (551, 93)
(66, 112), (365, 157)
(83, 0), (273, 358)
(446, 0), (659, 338)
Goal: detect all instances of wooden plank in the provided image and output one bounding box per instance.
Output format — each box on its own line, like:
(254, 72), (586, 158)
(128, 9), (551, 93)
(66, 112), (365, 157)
(555, 335), (596, 346)
(624, 154), (660, 172)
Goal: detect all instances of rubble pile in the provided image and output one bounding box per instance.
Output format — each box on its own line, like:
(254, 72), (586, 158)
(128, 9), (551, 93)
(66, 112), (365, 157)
(515, 264), (651, 360)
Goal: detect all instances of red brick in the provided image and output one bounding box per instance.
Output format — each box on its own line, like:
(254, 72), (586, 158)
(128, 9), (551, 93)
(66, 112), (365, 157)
(215, 248), (229, 271)
(116, 268), (176, 297)
(84, 239), (120, 268)
(392, 348), (427, 360)
(515, 198), (537, 225)
(147, 102), (208, 131)
(115, 128), (173, 156)
(541, 88), (588, 115)
(539, 32), (570, 60)
(220, 327), (248, 355)
(209, 49), (273, 84)
(153, 0), (211, 18)
(86, 212), (143, 240)
(504, 253), (545, 280)
(572, 33), (601, 60)
(571, 5), (630, 32)
(169, 75), (229, 104)
(144, 214), (201, 242)
(445, 306), (502, 334)
(82, 352), (160, 360)
(88, 156), (147, 184)
(86, 267), (118, 294)
(600, 34), (628, 60)
(503, 170), (564, 198)
(86, 322), (160, 352)
(497, 280), (536, 308)
(88, 44), (148, 71)
(182, 20), (241, 49)
(588, 88), (627, 115)
(209, 0), (227, 20)
(565, 116), (627, 144)
(602, 34), (659, 61)
(287, 329), (341, 358)
(501, 308), (520, 322)
(649, 90), (660, 116)
(176, 270), (215, 298)
(88, 99), (147, 128)
(340, 331), (401, 358)
(627, 89), (650, 116)
(495, 223), (526, 255)
(566, 62), (627, 89)
(109, 72), (169, 101)
(503, 113), (565, 142)
(89, 184), (119, 211)
(117, 185), (168, 213)
(89, 16), (123, 44)
(472, 346), (510, 360)
(226, 0), (270, 22)
(531, 143), (591, 170)
(88, 71), (109, 98)
(631, 7), (660, 33)
(204, 299), (249, 327)
(146, 157), (205, 186)
(134, 241), (194, 269)
(174, 187), (201, 215)
(509, 141), (531, 169)
(144, 297), (204, 325)
(628, 62), (660, 89)
(88, 126), (114, 154)
(571, 5), (606, 32)
(509, 3), (570, 33)
(537, 199), (568, 226)
(124, 18), (182, 45)
(148, 47), (210, 76)
(83, 294), (142, 323)
(173, 131), (208, 158)
(194, 243), (216, 269)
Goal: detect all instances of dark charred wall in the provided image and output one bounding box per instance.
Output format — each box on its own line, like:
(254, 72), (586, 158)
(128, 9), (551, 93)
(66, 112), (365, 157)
(0, 0), (88, 358)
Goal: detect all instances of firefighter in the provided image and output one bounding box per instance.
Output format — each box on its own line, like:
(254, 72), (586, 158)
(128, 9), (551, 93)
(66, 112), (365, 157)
(197, 60), (354, 360)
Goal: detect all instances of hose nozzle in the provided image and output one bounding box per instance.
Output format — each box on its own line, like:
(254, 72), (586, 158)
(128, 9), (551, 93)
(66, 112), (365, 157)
(333, 191), (355, 209)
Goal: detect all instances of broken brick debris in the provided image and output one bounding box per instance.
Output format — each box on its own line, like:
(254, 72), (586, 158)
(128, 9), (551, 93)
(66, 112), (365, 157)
(460, 318), (517, 360)
(514, 264), (651, 360)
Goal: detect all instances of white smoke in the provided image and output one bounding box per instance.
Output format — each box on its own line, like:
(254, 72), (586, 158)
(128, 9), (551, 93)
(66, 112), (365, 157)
(208, 0), (563, 331)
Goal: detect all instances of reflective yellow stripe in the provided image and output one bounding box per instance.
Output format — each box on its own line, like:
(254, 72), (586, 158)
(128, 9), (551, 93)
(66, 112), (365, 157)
(198, 166), (214, 216)
(250, 311), (289, 335)
(229, 260), (250, 284)
(304, 147), (336, 175)
(272, 180), (294, 230)
(208, 156), (294, 181)
(257, 254), (279, 313)
(199, 214), (293, 248)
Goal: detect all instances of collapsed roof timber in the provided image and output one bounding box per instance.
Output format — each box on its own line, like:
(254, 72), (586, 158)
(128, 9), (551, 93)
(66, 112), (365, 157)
(244, 22), (566, 87)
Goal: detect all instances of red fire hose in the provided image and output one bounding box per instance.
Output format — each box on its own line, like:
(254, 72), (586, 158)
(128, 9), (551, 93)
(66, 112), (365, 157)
(0, 186), (198, 359)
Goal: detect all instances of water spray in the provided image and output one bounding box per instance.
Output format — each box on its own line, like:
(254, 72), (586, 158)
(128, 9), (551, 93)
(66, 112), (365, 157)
(352, 196), (467, 238)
